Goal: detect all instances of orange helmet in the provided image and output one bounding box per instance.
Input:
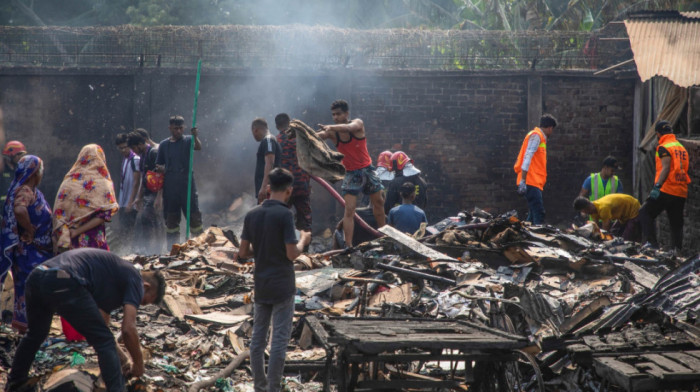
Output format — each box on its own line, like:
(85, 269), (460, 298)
(2, 141), (26, 157)
(377, 151), (393, 170)
(390, 151), (412, 171)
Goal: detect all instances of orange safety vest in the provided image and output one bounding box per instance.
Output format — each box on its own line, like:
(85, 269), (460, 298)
(514, 127), (547, 190)
(655, 134), (691, 198)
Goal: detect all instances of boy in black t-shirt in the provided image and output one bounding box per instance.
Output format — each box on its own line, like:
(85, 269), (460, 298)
(238, 168), (311, 392)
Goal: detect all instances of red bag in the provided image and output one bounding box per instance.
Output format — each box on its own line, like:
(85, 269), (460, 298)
(146, 170), (164, 192)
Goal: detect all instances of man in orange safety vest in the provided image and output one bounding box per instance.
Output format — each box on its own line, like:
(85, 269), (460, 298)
(639, 120), (691, 251)
(513, 114), (557, 225)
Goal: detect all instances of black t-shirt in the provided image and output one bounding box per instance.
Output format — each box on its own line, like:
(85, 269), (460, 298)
(140, 146), (159, 195)
(42, 248), (144, 313)
(156, 136), (193, 183)
(384, 174), (428, 214)
(254, 135), (282, 195)
(241, 199), (297, 304)
(657, 146), (670, 159)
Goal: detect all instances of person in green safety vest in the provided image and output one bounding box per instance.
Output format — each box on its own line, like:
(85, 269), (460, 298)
(579, 156), (623, 201)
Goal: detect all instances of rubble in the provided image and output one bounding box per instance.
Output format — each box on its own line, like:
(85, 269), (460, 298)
(0, 211), (699, 391)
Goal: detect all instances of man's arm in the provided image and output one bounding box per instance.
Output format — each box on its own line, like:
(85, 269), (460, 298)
(191, 128), (202, 151)
(100, 310), (130, 367)
(121, 304), (144, 378)
(318, 119), (364, 138)
(127, 170), (141, 210)
(155, 144), (165, 173)
(519, 133), (541, 184)
(134, 179), (144, 209)
(316, 128), (337, 143)
(285, 231), (311, 261)
(258, 153), (276, 203)
(656, 156), (672, 186)
(238, 239), (253, 259)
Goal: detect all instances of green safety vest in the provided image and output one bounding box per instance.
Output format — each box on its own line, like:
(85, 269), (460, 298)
(589, 173), (618, 201)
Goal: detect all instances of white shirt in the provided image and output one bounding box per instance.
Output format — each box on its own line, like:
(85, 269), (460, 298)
(521, 132), (546, 172)
(118, 154), (141, 207)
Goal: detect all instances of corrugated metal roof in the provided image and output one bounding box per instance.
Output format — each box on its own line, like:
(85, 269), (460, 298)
(625, 15), (700, 87)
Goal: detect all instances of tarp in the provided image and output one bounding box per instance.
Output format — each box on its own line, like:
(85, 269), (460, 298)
(289, 119), (346, 182)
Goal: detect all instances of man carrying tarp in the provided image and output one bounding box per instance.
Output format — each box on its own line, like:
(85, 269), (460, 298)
(317, 99), (385, 247)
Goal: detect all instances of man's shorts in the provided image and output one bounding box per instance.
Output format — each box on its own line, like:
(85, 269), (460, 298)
(341, 165), (385, 197)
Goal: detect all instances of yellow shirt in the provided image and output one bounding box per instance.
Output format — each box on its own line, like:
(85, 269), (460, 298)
(591, 194), (640, 223)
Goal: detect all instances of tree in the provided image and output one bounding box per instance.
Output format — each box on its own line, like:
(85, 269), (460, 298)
(1, 0), (698, 30)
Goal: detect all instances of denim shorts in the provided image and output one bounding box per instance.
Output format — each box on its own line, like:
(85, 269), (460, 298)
(341, 165), (384, 196)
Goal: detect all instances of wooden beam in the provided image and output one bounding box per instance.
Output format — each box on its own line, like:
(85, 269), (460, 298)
(594, 59), (635, 75)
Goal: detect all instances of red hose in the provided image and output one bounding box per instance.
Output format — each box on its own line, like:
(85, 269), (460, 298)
(310, 175), (384, 238)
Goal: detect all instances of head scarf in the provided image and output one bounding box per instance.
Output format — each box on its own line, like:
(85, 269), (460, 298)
(1, 155), (52, 279)
(52, 144), (118, 249)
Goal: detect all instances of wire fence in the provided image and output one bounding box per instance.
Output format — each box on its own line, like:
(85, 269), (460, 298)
(0, 25), (630, 71)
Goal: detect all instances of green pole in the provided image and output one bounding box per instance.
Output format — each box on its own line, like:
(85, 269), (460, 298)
(186, 59), (202, 240)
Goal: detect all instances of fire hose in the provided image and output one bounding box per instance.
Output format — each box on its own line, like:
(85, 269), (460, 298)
(310, 175), (383, 239)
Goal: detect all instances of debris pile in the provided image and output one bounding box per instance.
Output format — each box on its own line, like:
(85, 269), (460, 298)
(1, 211), (699, 391)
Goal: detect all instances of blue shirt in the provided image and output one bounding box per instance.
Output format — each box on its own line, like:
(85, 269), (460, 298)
(582, 175), (623, 195)
(388, 204), (428, 234)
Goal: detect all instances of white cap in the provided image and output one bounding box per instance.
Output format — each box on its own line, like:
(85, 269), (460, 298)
(376, 166), (395, 181)
(403, 163), (421, 176)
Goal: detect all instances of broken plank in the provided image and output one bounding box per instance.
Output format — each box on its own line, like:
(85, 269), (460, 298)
(185, 312), (249, 326)
(594, 357), (648, 392)
(163, 294), (202, 321)
(583, 336), (613, 352)
(379, 225), (457, 262)
(559, 296), (611, 335)
(635, 362), (667, 378)
(686, 350), (700, 360)
(305, 316), (331, 349)
(641, 353), (694, 373)
(622, 261), (660, 290)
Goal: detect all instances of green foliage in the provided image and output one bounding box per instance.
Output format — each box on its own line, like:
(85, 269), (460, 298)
(1, 0), (698, 30)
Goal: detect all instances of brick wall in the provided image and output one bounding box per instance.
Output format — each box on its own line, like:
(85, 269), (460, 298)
(0, 69), (636, 229)
(542, 77), (636, 223)
(658, 138), (700, 255)
(353, 74), (635, 223)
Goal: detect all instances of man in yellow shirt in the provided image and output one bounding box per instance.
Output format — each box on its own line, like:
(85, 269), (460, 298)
(573, 194), (641, 241)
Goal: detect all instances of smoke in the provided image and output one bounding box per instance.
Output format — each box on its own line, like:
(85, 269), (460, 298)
(141, 64), (365, 232)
